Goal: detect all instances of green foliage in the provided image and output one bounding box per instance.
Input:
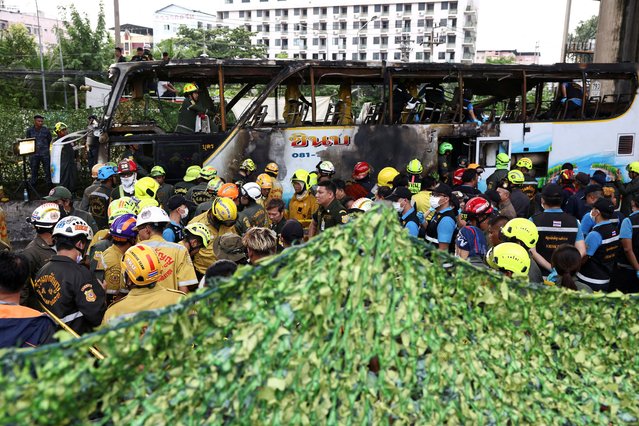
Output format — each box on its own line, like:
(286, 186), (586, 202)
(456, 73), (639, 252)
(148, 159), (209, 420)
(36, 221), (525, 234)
(0, 24), (38, 68)
(171, 25), (267, 59)
(486, 56), (516, 65)
(2, 208), (639, 423)
(572, 15), (598, 42)
(56, 3), (113, 72)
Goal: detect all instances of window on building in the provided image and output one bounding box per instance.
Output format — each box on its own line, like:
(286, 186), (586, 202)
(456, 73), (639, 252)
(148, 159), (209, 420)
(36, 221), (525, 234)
(439, 18), (447, 27)
(320, 23), (327, 30)
(416, 52), (423, 60)
(256, 25), (263, 32)
(373, 52), (380, 60)
(450, 18), (456, 28)
(394, 52), (401, 60)
(333, 22), (339, 30)
(359, 53), (367, 60)
(362, 5), (368, 13)
(354, 5), (360, 13)
(264, 24), (270, 32)
(427, 3), (434, 12)
(396, 4), (403, 11)
(275, 9), (281, 16)
(441, 2), (449, 10)
(320, 38), (326, 46)
(207, 23), (212, 29)
(360, 36), (367, 45)
(381, 36), (388, 45)
(404, 4), (412, 12)
(333, 6), (339, 13)
(438, 52), (445, 59)
(340, 22), (347, 29)
(403, 20), (411, 30)
(197, 21), (203, 28)
(282, 23), (288, 31)
(449, 52), (455, 61)
(321, 7), (327, 14)
(353, 21), (359, 30)
(416, 35), (423, 44)
(425, 52), (431, 61)
(381, 20), (389, 29)
(275, 39), (281, 46)
(294, 8), (300, 15)
(239, 10), (245, 17)
(373, 36), (380, 44)
(313, 22), (319, 30)
(301, 8), (307, 17)
(426, 19), (433, 28)
(312, 53), (319, 59)
(374, 4), (381, 12)
(395, 36), (402, 44)
(352, 37), (359, 45)
(381, 52), (388, 60)
(418, 2), (425, 10)
(313, 38), (319, 45)
(417, 19), (424, 27)
(282, 38), (289, 48)
(275, 24), (281, 31)
(163, 24), (170, 30)
(242, 0), (249, 2)
(257, 10), (263, 17)
(265, 10), (270, 17)
(341, 6), (347, 14)
(447, 34), (456, 44)
(225, 0), (233, 3)
(245, 24), (251, 31)
(450, 1), (458, 10)
(395, 20), (402, 28)
(283, 9), (288, 16)
(352, 53), (358, 60)
(374, 20), (381, 29)
(313, 7), (319, 14)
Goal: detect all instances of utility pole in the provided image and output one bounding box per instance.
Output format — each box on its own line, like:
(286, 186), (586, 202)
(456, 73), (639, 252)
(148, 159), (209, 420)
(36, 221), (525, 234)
(56, 20), (68, 107)
(560, 0), (572, 62)
(34, 0), (47, 110)
(422, 26), (442, 62)
(114, 0), (121, 49)
(400, 34), (411, 62)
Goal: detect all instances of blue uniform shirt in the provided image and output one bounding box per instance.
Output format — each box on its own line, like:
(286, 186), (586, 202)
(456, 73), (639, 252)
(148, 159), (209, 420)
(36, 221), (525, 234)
(162, 220), (182, 242)
(580, 211), (595, 237)
(437, 207), (457, 244)
(456, 225), (488, 258)
(401, 207), (419, 237)
(584, 220), (611, 256)
(619, 211), (639, 240)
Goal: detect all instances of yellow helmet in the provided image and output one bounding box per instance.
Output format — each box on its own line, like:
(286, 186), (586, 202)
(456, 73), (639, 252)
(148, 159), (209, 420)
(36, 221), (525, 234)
(256, 173), (273, 189)
(183, 83), (198, 95)
(184, 222), (212, 247)
(515, 157), (533, 171)
(137, 198), (159, 210)
(240, 158), (256, 173)
(206, 176), (223, 194)
(307, 171), (319, 188)
(265, 162), (279, 176)
(54, 122), (68, 133)
(149, 166), (166, 178)
(291, 169), (310, 190)
(406, 159), (423, 175)
(108, 197), (138, 224)
(184, 165), (202, 182)
(501, 218), (539, 249)
(507, 170), (525, 185)
(121, 244), (161, 286)
(134, 176), (160, 199)
(212, 197), (238, 222)
(486, 242), (531, 278)
(626, 162), (639, 174)
(377, 167), (400, 188)
(200, 166), (217, 181)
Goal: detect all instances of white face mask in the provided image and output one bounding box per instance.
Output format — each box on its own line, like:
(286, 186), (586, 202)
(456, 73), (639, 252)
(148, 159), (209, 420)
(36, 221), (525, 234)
(180, 207), (189, 219)
(430, 196), (441, 210)
(392, 201), (402, 213)
(589, 210), (598, 221)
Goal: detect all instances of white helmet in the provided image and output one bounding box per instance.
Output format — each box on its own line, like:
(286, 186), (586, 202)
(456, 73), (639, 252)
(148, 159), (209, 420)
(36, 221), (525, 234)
(134, 206), (170, 229)
(52, 216), (94, 240)
(241, 182), (262, 201)
(29, 203), (61, 229)
(317, 160), (336, 175)
(352, 198), (374, 212)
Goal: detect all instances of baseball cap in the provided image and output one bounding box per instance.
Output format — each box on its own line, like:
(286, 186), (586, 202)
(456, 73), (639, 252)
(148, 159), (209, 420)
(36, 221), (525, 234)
(584, 184), (603, 196)
(44, 186), (72, 201)
(593, 198), (615, 216)
(167, 195), (187, 211)
(432, 183), (453, 198)
(541, 183), (563, 199)
(575, 172), (590, 186)
(591, 171), (607, 186)
(149, 166), (166, 177)
(385, 186), (413, 201)
(213, 234), (247, 263)
(280, 219), (304, 245)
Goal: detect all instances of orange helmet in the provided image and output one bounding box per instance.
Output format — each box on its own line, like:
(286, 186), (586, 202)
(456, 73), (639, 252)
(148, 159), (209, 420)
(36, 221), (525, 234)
(218, 183), (239, 200)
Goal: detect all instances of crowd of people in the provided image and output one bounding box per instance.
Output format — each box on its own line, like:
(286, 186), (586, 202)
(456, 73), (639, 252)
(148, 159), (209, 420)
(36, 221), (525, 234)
(2, 138), (639, 349)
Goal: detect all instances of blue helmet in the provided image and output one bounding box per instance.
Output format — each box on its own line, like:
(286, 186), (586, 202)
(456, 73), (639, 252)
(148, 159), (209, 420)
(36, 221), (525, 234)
(98, 165), (118, 180)
(109, 213), (138, 241)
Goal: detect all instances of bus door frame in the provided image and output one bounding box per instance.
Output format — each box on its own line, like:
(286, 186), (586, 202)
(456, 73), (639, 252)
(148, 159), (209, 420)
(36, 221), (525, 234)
(475, 136), (511, 187)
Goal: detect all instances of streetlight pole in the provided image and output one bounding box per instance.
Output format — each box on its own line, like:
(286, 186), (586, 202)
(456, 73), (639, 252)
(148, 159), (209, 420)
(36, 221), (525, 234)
(357, 15), (378, 59)
(56, 20), (68, 107)
(114, 0), (121, 49)
(34, 0), (47, 110)
(560, 0), (572, 62)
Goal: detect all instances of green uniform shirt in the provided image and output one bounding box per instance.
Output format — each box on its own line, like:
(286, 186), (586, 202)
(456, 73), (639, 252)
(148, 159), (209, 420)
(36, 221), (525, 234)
(313, 199), (349, 233)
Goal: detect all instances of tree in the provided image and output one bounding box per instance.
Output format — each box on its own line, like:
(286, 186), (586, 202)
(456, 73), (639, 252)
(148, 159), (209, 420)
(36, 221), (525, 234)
(171, 26), (267, 59)
(571, 15), (598, 42)
(486, 56), (516, 65)
(56, 3), (113, 71)
(0, 24), (39, 68)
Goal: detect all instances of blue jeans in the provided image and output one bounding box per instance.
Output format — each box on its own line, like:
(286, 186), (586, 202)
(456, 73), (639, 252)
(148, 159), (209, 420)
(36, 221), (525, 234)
(29, 153), (52, 186)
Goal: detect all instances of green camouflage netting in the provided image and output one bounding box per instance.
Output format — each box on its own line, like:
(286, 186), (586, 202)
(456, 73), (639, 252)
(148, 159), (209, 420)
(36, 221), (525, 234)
(1, 207), (638, 424)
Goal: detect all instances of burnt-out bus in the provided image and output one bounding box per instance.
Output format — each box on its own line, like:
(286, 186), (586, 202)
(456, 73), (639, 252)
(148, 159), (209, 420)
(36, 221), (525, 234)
(91, 59), (638, 198)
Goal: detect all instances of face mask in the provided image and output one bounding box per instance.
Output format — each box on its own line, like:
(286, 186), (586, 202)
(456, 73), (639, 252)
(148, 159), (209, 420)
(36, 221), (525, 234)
(392, 201), (402, 213)
(180, 207), (189, 219)
(589, 210), (598, 221)
(430, 196), (441, 210)
(76, 254), (83, 264)
(121, 176), (136, 189)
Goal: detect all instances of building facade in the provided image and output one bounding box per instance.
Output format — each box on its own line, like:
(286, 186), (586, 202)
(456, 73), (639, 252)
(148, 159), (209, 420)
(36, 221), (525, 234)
(0, 6), (59, 47)
(154, 4), (219, 43)
(475, 49), (540, 65)
(109, 24), (154, 57)
(154, 1), (477, 63)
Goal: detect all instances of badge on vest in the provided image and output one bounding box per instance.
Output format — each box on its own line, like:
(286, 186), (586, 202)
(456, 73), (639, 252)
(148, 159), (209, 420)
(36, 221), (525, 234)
(552, 221), (562, 227)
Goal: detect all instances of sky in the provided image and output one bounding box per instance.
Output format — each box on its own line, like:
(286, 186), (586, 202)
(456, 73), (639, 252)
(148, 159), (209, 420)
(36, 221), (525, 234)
(22, 0), (600, 64)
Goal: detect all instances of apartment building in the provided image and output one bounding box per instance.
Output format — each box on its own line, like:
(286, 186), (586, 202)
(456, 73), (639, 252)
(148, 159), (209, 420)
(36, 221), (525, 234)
(154, 4), (219, 43)
(154, 1), (478, 63)
(0, 4), (59, 47)
(475, 49), (541, 65)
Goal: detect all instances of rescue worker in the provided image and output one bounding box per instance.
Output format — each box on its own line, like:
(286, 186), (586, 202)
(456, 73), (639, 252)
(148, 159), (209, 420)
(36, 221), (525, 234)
(80, 163), (105, 211)
(88, 197), (138, 269)
(452, 168), (482, 201)
(88, 164), (118, 229)
(44, 186), (98, 234)
(33, 216), (106, 334)
(111, 159), (138, 200)
(376, 167), (400, 194)
(613, 194), (639, 293)
(176, 83), (211, 133)
(387, 186), (419, 237)
(0, 251), (55, 348)
(531, 183), (585, 275)
(576, 198), (620, 291)
(348, 198), (374, 219)
(236, 182), (269, 235)
(264, 162), (284, 201)
(437, 142), (454, 184)
(194, 177), (224, 216)
(242, 227), (278, 265)
(134, 177), (160, 208)
(121, 142), (153, 176)
(406, 159), (423, 195)
(189, 197), (238, 275)
(53, 122), (79, 194)
(95, 213), (137, 303)
(515, 157), (535, 181)
(614, 162), (639, 216)
(266, 198), (287, 251)
(578, 184), (604, 236)
(424, 183), (458, 252)
(256, 173), (273, 204)
(485, 153), (510, 191)
(26, 114), (53, 188)
(500, 218), (543, 283)
(280, 219), (304, 249)
(174, 165), (201, 196)
(101, 244), (185, 325)
(150, 166), (174, 208)
(345, 162), (374, 199)
(213, 234), (248, 264)
(218, 183), (241, 208)
(134, 206), (198, 292)
(22, 203), (60, 279)
(234, 158), (257, 186)
(316, 160), (336, 183)
(495, 181), (517, 220)
(187, 166), (217, 204)
(307, 171), (319, 195)
(485, 242), (531, 279)
(163, 195), (189, 242)
(182, 222), (212, 261)
(288, 169), (318, 230)
(505, 170), (531, 218)
(282, 81), (310, 125)
(455, 196), (492, 265)
(335, 81), (353, 125)
(308, 181), (348, 237)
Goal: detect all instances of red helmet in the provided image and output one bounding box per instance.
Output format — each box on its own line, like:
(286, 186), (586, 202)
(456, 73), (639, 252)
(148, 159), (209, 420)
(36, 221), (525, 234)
(560, 169), (574, 182)
(352, 162), (371, 180)
(463, 196), (494, 216)
(118, 158), (138, 174)
(452, 168), (465, 186)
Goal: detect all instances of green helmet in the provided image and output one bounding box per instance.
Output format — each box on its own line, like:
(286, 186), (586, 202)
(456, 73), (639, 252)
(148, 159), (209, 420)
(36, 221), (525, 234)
(507, 170), (525, 185)
(496, 153), (510, 168)
(406, 159), (424, 175)
(439, 142), (453, 155)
